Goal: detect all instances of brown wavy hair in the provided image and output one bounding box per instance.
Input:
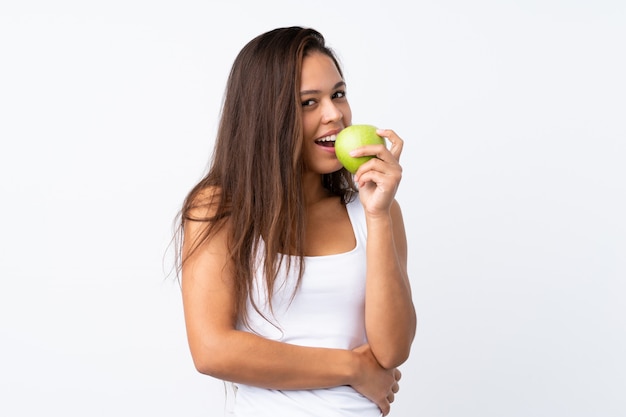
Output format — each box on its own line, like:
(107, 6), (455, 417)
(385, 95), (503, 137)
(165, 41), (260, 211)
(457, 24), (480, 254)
(175, 27), (356, 326)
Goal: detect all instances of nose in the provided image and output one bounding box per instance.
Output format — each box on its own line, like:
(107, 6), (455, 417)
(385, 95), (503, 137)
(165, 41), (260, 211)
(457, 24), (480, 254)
(321, 100), (343, 124)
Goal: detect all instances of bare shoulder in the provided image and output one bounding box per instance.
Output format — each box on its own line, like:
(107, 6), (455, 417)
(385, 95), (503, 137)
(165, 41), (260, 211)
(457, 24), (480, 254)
(182, 185), (233, 267)
(185, 185), (224, 221)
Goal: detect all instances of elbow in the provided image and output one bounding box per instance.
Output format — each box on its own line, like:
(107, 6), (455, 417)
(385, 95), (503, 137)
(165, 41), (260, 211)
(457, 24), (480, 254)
(192, 356), (219, 376)
(374, 321), (417, 369)
(189, 342), (232, 378)
(376, 346), (412, 370)
(186, 327), (243, 378)
(191, 352), (220, 376)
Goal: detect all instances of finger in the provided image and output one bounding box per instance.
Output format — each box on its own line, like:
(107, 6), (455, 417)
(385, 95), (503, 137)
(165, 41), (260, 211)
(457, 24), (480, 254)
(355, 172), (398, 195)
(387, 392), (395, 404)
(361, 154), (402, 173)
(354, 163), (402, 191)
(395, 369), (402, 381)
(354, 152), (401, 176)
(379, 400), (391, 416)
(377, 128), (404, 161)
(392, 382), (400, 394)
(348, 143), (390, 161)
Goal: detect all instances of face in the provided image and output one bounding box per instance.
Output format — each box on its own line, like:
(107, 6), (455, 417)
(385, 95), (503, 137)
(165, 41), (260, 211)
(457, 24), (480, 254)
(299, 51), (352, 175)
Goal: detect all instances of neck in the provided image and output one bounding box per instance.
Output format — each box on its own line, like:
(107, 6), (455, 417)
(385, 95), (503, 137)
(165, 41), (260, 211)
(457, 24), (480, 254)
(302, 172), (331, 206)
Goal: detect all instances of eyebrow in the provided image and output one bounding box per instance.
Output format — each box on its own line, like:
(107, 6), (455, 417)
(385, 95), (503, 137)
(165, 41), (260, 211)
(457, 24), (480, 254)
(300, 81), (346, 96)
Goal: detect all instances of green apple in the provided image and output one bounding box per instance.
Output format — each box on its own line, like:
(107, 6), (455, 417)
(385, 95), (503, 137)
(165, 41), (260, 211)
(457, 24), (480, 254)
(334, 124), (385, 174)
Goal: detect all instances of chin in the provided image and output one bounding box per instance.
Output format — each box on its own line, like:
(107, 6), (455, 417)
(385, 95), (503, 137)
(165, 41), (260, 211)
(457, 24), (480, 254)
(323, 163), (344, 175)
(303, 157), (343, 175)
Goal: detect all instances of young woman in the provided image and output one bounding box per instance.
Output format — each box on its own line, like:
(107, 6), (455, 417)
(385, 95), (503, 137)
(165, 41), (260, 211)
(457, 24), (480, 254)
(177, 27), (416, 416)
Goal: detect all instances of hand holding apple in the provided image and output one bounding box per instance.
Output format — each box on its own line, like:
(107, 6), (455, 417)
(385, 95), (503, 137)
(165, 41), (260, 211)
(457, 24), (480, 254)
(334, 125), (386, 174)
(338, 127), (404, 216)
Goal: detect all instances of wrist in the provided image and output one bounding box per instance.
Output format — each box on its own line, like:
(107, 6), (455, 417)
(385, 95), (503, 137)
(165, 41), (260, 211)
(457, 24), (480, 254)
(339, 350), (358, 386)
(346, 345), (371, 386)
(365, 212), (393, 231)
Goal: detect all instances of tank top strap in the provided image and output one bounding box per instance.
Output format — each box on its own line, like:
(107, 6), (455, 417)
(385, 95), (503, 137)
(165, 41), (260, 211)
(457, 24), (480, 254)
(345, 196), (367, 247)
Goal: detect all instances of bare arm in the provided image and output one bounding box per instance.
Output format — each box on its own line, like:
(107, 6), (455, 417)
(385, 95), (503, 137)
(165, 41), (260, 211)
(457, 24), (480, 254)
(181, 200), (399, 414)
(352, 128), (417, 369)
(363, 199), (416, 369)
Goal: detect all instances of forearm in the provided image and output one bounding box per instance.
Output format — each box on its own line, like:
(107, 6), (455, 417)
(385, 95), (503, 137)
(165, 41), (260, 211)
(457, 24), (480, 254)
(364, 212), (416, 369)
(189, 328), (356, 390)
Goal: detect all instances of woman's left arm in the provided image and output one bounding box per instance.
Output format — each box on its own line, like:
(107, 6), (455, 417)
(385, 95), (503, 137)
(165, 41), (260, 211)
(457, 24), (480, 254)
(352, 128), (417, 369)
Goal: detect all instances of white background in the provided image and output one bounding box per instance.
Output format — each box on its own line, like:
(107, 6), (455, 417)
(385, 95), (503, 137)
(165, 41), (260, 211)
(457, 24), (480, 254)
(1, 1), (624, 416)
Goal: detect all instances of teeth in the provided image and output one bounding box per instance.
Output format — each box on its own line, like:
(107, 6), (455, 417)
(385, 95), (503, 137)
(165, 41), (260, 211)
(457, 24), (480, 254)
(316, 135), (336, 143)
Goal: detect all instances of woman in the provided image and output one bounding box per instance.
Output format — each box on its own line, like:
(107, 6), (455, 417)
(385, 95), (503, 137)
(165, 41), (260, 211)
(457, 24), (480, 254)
(177, 27), (416, 416)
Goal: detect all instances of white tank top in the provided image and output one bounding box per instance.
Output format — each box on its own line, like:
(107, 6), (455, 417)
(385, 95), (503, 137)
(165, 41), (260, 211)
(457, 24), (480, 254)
(233, 197), (381, 417)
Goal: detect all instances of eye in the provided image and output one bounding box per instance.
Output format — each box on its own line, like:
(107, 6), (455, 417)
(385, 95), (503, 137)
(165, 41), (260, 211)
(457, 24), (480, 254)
(301, 98), (316, 107)
(332, 90), (347, 100)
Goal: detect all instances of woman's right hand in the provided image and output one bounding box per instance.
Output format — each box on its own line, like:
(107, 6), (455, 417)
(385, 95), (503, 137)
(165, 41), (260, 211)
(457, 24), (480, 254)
(351, 344), (401, 416)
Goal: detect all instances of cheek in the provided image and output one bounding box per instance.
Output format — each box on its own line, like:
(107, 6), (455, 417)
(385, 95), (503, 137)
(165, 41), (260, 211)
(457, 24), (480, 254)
(301, 141), (319, 169)
(301, 113), (316, 139)
(341, 102), (352, 125)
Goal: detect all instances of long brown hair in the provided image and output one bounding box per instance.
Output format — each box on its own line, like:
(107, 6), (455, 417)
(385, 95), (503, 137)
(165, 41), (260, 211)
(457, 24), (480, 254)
(176, 27), (356, 325)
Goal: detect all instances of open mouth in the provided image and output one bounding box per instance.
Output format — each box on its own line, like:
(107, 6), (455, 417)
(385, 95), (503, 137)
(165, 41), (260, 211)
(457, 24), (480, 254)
(315, 134), (336, 148)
